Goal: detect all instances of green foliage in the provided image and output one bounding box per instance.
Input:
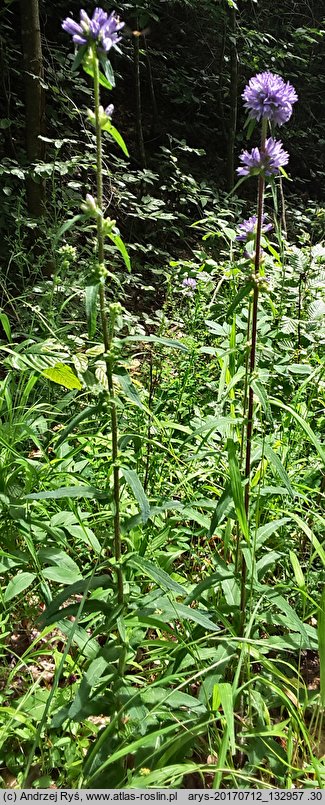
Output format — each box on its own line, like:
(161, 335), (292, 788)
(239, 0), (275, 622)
(0, 0), (324, 790)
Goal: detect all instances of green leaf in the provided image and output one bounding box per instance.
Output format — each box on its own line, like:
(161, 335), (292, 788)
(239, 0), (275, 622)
(114, 373), (145, 410)
(121, 468), (150, 523)
(25, 486), (109, 501)
(54, 215), (83, 245)
(42, 567), (82, 584)
(40, 575), (114, 625)
(42, 363), (82, 390)
(71, 44), (88, 72)
(286, 512), (325, 567)
(0, 312), (11, 341)
(123, 335), (189, 352)
(4, 572), (36, 602)
(289, 550), (306, 589)
(269, 398), (325, 465)
(255, 518), (290, 549)
(251, 379), (274, 425)
(266, 591), (309, 642)
(101, 121), (129, 157)
(98, 53), (115, 88)
(259, 442), (294, 498)
(185, 566), (234, 605)
(129, 555), (186, 596)
(54, 404), (99, 449)
(38, 548), (81, 574)
(227, 281), (254, 319)
(227, 439), (249, 543)
(85, 285), (99, 339)
(209, 489), (233, 539)
(82, 62), (113, 90)
(107, 230), (131, 271)
(213, 682), (235, 754)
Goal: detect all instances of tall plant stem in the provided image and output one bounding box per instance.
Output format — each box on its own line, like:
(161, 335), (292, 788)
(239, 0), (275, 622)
(240, 119), (267, 626)
(92, 48), (123, 606)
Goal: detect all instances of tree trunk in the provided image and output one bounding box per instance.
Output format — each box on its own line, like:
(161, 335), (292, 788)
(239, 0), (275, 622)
(20, 0), (45, 217)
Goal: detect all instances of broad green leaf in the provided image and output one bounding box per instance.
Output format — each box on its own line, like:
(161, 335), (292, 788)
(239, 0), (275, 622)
(227, 438), (249, 543)
(114, 373), (145, 410)
(42, 363), (82, 390)
(185, 566), (234, 605)
(121, 467), (150, 523)
(85, 284), (99, 338)
(42, 566), (82, 584)
(4, 571), (36, 602)
(38, 549), (81, 574)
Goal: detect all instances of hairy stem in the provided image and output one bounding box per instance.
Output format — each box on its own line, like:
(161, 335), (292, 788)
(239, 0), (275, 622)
(92, 47), (123, 606)
(240, 118), (267, 627)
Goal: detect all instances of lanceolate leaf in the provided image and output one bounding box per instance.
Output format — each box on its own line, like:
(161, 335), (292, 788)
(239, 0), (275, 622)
(101, 121), (129, 156)
(121, 468), (150, 523)
(25, 486), (109, 501)
(227, 281), (254, 319)
(227, 439), (249, 543)
(107, 230), (131, 271)
(85, 284), (99, 339)
(4, 572), (36, 602)
(129, 555), (187, 596)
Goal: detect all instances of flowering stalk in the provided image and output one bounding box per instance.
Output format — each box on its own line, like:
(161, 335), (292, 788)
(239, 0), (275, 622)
(239, 117), (267, 621)
(90, 46), (123, 606)
(235, 71), (297, 628)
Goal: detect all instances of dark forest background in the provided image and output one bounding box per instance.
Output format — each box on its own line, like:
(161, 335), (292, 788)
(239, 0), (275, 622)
(1, 0), (324, 294)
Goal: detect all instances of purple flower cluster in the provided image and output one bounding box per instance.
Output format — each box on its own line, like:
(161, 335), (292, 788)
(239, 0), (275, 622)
(236, 215), (272, 242)
(237, 137), (289, 177)
(243, 72), (298, 126)
(62, 7), (124, 53)
(182, 277), (197, 291)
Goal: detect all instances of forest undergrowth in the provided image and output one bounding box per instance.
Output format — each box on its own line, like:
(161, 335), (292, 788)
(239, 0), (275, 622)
(0, 2), (325, 791)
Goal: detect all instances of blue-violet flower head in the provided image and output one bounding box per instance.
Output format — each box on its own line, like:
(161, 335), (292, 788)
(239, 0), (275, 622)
(105, 104), (114, 118)
(237, 137), (289, 177)
(62, 7), (124, 53)
(182, 277), (197, 290)
(236, 214), (273, 242)
(242, 72), (298, 126)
